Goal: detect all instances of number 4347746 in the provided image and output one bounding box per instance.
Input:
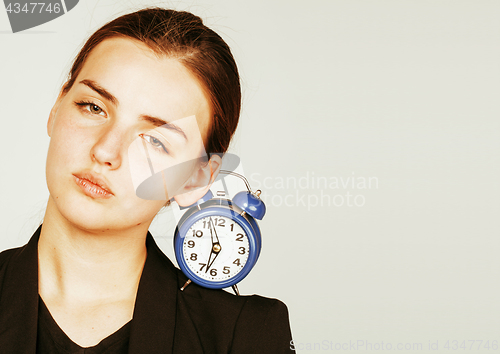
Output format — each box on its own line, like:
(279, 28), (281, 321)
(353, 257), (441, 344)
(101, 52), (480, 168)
(443, 340), (498, 350)
(6, 3), (62, 14)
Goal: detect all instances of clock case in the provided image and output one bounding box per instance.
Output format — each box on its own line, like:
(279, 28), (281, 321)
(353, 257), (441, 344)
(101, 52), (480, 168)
(173, 171), (266, 291)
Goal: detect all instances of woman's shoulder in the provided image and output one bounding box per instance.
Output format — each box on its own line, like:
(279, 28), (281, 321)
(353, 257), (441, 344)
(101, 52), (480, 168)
(148, 232), (279, 304)
(152, 235), (288, 316)
(180, 276), (288, 316)
(172, 271), (294, 353)
(0, 227), (40, 272)
(177, 270), (289, 316)
(148, 234), (294, 352)
(0, 244), (26, 270)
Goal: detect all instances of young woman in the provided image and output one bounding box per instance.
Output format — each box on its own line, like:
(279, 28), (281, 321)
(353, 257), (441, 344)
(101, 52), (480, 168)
(0, 8), (293, 353)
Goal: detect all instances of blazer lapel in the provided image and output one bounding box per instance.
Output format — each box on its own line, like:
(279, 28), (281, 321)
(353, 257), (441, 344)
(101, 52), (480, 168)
(128, 233), (178, 354)
(0, 225), (40, 353)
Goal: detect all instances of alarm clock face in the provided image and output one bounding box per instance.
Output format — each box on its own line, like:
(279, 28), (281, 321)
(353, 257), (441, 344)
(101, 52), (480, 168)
(182, 215), (250, 281)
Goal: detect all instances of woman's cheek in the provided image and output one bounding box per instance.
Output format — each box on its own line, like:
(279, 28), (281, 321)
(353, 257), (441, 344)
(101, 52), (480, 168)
(49, 115), (90, 162)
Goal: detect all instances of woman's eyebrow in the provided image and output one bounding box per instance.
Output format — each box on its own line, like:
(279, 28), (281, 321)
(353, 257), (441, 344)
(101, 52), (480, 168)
(79, 79), (119, 106)
(141, 115), (188, 141)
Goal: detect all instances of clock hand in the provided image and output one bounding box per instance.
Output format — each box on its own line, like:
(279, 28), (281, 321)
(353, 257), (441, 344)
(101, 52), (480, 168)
(206, 217), (222, 272)
(210, 217), (220, 244)
(205, 220), (214, 273)
(207, 249), (220, 271)
(206, 250), (213, 273)
(209, 217), (215, 244)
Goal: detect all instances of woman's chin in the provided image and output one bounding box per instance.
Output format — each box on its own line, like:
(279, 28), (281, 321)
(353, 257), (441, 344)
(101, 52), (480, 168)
(46, 195), (138, 233)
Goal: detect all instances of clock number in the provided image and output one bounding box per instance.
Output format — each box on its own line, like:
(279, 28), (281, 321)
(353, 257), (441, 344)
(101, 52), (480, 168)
(235, 233), (244, 242)
(210, 268), (217, 276)
(223, 266), (230, 274)
(215, 218), (225, 227)
(192, 230), (203, 238)
(238, 247), (246, 255)
(198, 263), (206, 271)
(190, 253), (197, 261)
(233, 258), (241, 266)
(230, 223), (234, 231)
(187, 240), (195, 248)
(205, 218), (226, 228)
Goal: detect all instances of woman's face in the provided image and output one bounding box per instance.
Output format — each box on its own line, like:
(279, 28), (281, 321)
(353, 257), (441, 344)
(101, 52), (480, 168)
(46, 37), (214, 232)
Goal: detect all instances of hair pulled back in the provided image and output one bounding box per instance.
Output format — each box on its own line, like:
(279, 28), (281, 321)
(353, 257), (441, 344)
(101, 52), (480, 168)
(63, 8), (241, 154)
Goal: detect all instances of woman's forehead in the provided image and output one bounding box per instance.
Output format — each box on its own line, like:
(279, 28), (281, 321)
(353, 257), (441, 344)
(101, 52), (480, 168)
(74, 37), (212, 140)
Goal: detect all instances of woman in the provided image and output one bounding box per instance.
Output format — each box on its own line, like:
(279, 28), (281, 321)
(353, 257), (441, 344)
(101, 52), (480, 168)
(0, 8), (293, 353)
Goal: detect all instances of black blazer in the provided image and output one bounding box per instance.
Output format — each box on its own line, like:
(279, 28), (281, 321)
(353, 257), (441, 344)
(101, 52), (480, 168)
(0, 226), (294, 353)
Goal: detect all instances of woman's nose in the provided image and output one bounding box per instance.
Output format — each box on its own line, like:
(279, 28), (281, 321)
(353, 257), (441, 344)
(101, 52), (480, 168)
(90, 125), (124, 169)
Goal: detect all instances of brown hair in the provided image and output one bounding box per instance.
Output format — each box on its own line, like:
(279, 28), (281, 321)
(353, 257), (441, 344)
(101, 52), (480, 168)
(63, 8), (241, 154)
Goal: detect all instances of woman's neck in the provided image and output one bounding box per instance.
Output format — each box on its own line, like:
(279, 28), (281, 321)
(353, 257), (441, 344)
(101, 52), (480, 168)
(38, 197), (149, 306)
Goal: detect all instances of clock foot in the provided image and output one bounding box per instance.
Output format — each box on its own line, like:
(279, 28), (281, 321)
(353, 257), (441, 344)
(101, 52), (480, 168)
(180, 279), (192, 291)
(232, 284), (240, 296)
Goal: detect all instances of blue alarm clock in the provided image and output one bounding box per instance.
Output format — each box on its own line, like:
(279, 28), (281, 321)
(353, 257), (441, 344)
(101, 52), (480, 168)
(174, 171), (265, 293)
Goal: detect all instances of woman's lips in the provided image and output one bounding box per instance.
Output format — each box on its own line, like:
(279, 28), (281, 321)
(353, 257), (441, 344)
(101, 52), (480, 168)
(73, 174), (114, 199)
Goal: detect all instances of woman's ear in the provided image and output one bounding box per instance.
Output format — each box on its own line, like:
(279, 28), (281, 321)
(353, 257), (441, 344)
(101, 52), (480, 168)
(173, 154), (222, 207)
(47, 88), (67, 137)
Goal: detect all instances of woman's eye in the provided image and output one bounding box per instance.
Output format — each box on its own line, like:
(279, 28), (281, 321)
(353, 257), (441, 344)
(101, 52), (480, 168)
(88, 104), (103, 115)
(141, 134), (168, 153)
(75, 101), (106, 117)
(148, 136), (162, 148)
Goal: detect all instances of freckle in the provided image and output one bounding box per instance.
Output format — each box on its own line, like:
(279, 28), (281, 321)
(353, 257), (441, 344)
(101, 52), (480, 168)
(137, 223), (141, 226)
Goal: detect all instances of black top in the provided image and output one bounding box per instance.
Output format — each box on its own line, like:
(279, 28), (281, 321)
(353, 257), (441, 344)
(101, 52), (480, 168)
(0, 225), (294, 353)
(37, 295), (131, 354)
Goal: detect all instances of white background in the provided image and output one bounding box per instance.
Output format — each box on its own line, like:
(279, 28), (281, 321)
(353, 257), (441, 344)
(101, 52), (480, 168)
(1, 1), (499, 353)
